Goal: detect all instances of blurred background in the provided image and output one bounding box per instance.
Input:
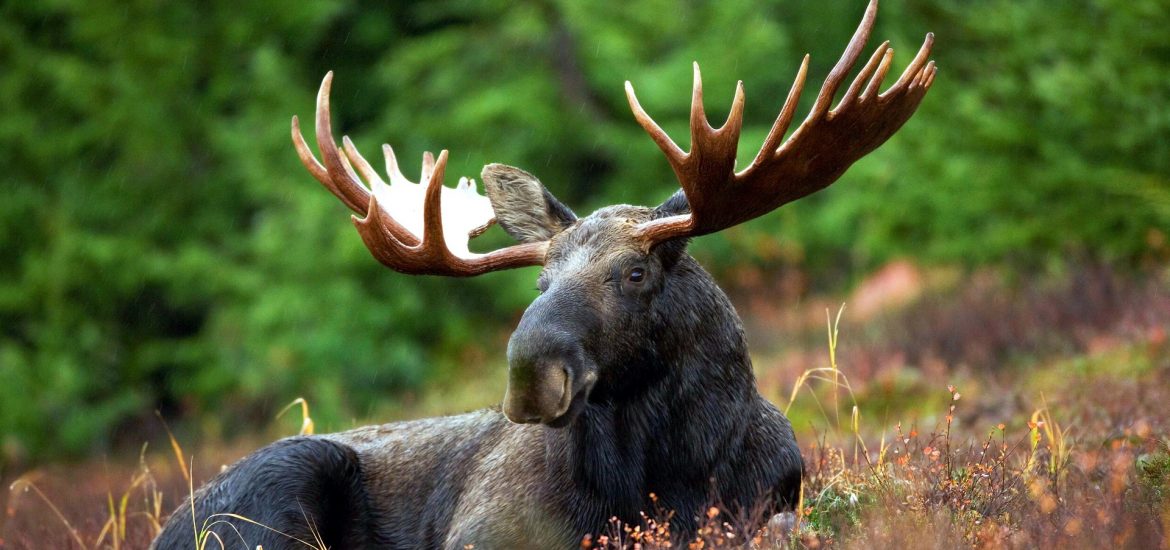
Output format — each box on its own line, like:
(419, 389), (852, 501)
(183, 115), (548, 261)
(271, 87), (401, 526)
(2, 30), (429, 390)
(1, 0), (1167, 477)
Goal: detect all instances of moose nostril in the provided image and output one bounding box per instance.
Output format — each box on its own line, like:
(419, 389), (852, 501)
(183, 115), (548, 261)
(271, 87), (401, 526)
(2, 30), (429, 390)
(537, 365), (571, 414)
(552, 367), (573, 416)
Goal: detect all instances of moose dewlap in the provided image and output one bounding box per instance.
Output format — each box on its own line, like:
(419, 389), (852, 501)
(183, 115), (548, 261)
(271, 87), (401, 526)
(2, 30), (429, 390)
(153, 1), (935, 548)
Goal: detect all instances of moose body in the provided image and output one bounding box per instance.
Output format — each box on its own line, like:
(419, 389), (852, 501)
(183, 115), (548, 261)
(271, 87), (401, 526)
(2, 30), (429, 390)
(154, 2), (934, 548)
(154, 206), (802, 549)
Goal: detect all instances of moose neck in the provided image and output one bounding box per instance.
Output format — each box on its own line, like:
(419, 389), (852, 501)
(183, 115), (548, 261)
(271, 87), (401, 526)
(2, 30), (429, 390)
(563, 255), (757, 513)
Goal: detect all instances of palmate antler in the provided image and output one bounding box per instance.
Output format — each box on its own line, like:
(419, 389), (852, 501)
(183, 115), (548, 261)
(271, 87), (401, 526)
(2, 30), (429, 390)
(291, 72), (547, 276)
(627, 0), (936, 249)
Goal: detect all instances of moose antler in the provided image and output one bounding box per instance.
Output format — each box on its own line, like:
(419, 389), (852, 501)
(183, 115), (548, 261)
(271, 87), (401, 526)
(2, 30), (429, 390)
(292, 72), (548, 276)
(627, 0), (937, 248)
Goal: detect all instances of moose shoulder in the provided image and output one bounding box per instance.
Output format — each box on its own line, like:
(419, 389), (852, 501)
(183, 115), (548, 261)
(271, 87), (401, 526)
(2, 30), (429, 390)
(153, 1), (935, 548)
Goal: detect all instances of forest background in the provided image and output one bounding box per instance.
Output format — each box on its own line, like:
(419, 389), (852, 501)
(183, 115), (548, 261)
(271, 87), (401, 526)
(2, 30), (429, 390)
(1, 0), (1167, 472)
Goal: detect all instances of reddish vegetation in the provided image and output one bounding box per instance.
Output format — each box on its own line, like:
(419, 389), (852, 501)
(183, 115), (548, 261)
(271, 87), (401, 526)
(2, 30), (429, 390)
(747, 262), (1170, 380)
(4, 460), (182, 548)
(847, 260), (925, 320)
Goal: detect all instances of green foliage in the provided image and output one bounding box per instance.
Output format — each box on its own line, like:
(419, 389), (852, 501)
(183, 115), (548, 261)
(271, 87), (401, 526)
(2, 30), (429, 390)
(802, 487), (868, 537)
(1, 0), (1167, 462)
(1135, 440), (1170, 505)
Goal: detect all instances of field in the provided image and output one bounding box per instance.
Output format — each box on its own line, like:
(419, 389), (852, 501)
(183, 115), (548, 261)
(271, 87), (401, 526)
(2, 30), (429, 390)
(3, 263), (1167, 549)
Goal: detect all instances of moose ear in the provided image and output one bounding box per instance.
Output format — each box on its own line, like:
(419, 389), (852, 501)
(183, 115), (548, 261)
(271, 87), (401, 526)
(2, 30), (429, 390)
(648, 189), (692, 268)
(653, 189), (691, 218)
(481, 164), (577, 243)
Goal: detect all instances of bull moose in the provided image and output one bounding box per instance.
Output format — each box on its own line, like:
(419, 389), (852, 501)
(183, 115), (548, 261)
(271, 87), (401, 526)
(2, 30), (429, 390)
(153, 1), (935, 547)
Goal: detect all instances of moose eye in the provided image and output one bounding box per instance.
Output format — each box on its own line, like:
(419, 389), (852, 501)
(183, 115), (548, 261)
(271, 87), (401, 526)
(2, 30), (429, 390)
(627, 267), (645, 283)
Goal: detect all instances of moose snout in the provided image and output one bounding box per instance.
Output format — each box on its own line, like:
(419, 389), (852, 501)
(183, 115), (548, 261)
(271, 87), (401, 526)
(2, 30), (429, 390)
(502, 360), (573, 424)
(504, 289), (600, 426)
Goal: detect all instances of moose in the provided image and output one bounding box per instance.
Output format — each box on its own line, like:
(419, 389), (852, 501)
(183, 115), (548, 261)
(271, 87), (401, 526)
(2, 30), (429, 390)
(154, 2), (934, 548)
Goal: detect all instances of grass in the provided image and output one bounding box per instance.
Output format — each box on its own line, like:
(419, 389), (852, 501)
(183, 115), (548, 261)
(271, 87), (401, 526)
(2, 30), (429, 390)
(6, 447), (166, 549)
(3, 401), (323, 550)
(3, 266), (1168, 548)
(773, 311), (1170, 547)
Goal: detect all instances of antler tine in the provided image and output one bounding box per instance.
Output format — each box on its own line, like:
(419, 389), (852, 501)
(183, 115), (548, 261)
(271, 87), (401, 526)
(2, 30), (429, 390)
(721, 81), (746, 136)
(420, 150), (452, 254)
(382, 144), (408, 185)
(292, 115), (367, 216)
(629, 61), (747, 224)
(835, 40), (890, 113)
(809, 0), (879, 118)
(310, 72), (373, 215)
(624, 81), (687, 166)
(755, 55), (809, 160)
(884, 32), (935, 97)
(342, 135), (386, 189)
(862, 47), (896, 100)
(689, 63), (709, 136)
(292, 116), (340, 200)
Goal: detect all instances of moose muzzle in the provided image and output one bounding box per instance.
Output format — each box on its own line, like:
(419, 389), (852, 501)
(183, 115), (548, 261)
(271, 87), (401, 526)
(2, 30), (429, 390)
(503, 359), (573, 425)
(503, 342), (597, 426)
(503, 293), (598, 427)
